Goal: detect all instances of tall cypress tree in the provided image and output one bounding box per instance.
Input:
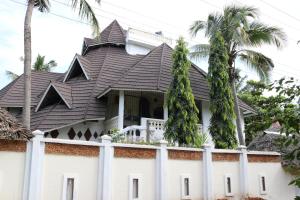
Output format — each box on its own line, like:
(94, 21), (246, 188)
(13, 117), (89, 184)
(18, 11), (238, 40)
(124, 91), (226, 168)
(165, 37), (199, 146)
(208, 32), (237, 149)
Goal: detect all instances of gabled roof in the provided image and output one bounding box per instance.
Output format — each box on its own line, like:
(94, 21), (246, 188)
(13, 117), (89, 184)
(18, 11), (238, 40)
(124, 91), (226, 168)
(63, 54), (91, 82)
(35, 82), (72, 112)
(0, 20), (256, 131)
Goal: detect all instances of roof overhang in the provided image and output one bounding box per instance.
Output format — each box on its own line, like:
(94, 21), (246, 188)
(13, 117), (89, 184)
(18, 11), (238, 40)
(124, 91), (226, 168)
(63, 54), (90, 82)
(43, 118), (105, 132)
(97, 87), (165, 99)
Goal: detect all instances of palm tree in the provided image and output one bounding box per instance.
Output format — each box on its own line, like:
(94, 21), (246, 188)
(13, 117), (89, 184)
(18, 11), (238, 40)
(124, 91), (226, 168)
(23, 0), (101, 129)
(6, 54), (57, 81)
(190, 5), (286, 145)
(33, 54), (57, 71)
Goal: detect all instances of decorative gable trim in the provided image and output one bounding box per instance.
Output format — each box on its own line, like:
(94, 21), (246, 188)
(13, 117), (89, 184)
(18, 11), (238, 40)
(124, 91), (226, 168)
(35, 83), (72, 112)
(63, 54), (90, 82)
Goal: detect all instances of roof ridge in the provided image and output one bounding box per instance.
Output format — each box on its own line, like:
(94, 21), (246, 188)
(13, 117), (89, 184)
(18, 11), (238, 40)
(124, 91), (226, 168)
(157, 44), (166, 90)
(83, 47), (111, 119)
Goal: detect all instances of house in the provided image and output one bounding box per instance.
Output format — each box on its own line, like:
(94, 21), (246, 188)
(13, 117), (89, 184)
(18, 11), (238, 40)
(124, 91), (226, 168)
(0, 20), (255, 142)
(0, 20), (296, 200)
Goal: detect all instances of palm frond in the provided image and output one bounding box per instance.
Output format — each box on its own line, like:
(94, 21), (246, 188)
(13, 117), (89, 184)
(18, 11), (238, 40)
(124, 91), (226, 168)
(190, 20), (206, 37)
(224, 5), (259, 19)
(6, 71), (19, 80)
(34, 0), (50, 12)
(238, 50), (274, 82)
(247, 21), (287, 48)
(33, 54), (45, 71)
(71, 0), (101, 36)
(189, 44), (210, 60)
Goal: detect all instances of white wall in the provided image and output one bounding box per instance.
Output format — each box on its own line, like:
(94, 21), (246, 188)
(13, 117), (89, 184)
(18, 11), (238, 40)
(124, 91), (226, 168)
(0, 152), (25, 200)
(248, 162), (295, 200)
(167, 160), (203, 200)
(112, 158), (156, 200)
(213, 161), (241, 200)
(42, 154), (98, 200)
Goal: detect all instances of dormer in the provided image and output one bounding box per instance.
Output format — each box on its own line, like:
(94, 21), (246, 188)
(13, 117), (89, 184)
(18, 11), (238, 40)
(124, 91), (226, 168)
(35, 82), (72, 112)
(63, 54), (91, 82)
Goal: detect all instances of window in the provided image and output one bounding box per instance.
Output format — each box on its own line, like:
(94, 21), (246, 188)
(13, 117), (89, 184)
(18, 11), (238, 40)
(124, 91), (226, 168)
(181, 174), (191, 199)
(129, 174), (141, 200)
(62, 174), (78, 200)
(224, 174), (233, 196)
(259, 174), (267, 195)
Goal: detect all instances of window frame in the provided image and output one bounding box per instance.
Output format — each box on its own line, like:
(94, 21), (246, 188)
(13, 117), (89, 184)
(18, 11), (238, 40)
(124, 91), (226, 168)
(62, 173), (78, 200)
(259, 174), (267, 195)
(224, 174), (233, 197)
(129, 174), (142, 200)
(181, 174), (191, 200)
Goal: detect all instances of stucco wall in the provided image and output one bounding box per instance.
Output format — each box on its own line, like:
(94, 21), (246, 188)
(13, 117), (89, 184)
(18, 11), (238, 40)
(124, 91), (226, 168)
(112, 157), (156, 200)
(248, 162), (295, 200)
(42, 154), (98, 200)
(0, 151), (26, 200)
(167, 159), (203, 200)
(213, 161), (241, 200)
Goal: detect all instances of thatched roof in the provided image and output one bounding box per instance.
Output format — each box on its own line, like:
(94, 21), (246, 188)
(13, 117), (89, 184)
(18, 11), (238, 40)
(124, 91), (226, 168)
(248, 132), (300, 172)
(0, 108), (32, 141)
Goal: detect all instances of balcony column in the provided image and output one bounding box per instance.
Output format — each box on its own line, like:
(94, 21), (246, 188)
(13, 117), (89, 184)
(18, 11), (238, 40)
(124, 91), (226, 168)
(163, 93), (168, 120)
(118, 90), (125, 131)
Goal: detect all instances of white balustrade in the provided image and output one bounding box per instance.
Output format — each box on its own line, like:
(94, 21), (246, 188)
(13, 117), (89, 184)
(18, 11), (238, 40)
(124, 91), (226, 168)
(120, 125), (146, 142)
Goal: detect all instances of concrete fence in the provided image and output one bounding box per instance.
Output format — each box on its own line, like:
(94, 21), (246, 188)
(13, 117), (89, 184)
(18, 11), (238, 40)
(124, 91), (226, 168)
(0, 130), (296, 200)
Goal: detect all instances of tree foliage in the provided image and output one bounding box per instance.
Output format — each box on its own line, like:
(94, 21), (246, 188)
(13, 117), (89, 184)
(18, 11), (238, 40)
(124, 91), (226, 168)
(190, 4), (286, 145)
(208, 32), (237, 149)
(239, 78), (300, 145)
(165, 37), (200, 146)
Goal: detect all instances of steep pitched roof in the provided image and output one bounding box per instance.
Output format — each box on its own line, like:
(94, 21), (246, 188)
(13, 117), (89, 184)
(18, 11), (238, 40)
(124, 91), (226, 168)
(0, 71), (63, 107)
(0, 20), (256, 131)
(35, 82), (72, 111)
(83, 20), (126, 49)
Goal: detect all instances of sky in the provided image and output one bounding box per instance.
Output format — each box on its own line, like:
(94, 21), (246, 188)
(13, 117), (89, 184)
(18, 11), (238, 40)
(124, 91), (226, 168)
(0, 0), (300, 89)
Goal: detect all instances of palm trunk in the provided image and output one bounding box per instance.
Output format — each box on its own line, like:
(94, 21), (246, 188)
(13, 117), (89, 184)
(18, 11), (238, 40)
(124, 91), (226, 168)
(231, 80), (245, 146)
(23, 0), (34, 129)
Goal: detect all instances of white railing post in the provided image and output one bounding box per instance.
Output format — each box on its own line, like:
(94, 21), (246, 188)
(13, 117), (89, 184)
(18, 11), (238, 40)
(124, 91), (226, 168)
(238, 145), (249, 198)
(163, 93), (168, 121)
(26, 130), (45, 200)
(156, 140), (168, 200)
(118, 90), (125, 131)
(98, 135), (113, 200)
(203, 144), (213, 200)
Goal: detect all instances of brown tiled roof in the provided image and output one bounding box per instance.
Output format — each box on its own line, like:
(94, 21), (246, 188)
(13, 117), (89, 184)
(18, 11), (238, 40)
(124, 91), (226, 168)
(0, 20), (255, 131)
(83, 20), (126, 47)
(0, 71), (63, 107)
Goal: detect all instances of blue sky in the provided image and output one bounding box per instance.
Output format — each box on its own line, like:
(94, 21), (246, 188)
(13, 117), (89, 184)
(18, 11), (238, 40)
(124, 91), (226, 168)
(1, 0), (300, 89)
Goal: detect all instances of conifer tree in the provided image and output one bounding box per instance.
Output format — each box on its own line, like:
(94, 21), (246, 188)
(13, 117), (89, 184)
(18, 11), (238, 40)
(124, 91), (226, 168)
(165, 37), (199, 146)
(208, 32), (237, 149)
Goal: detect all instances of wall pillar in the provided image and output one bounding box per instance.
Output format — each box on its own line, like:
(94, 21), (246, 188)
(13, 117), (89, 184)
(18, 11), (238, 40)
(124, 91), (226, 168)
(203, 144), (213, 200)
(156, 140), (168, 200)
(118, 90), (125, 130)
(26, 130), (45, 200)
(98, 135), (113, 200)
(163, 93), (168, 121)
(238, 145), (249, 198)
